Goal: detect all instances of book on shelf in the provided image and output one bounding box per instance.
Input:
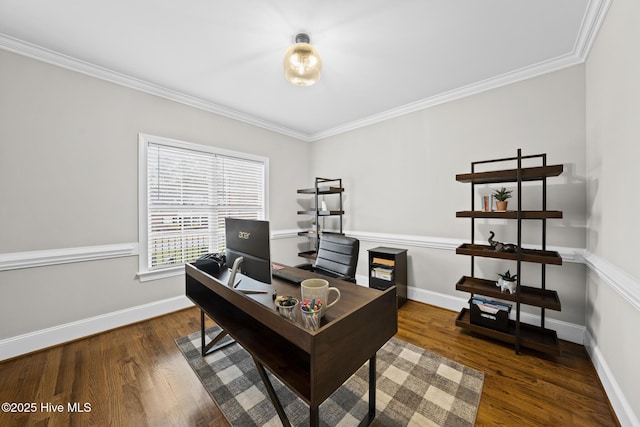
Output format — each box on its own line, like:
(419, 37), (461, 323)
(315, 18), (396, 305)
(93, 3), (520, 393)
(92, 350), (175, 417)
(481, 195), (495, 212)
(470, 297), (511, 314)
(372, 257), (395, 267)
(371, 266), (394, 281)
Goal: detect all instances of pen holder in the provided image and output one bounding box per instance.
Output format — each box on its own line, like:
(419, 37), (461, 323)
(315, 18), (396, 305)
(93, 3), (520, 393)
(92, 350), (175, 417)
(300, 278), (340, 318)
(300, 307), (321, 331)
(276, 296), (298, 321)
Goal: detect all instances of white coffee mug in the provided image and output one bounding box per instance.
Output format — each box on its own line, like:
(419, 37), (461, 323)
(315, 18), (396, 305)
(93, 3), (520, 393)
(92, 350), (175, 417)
(300, 278), (341, 318)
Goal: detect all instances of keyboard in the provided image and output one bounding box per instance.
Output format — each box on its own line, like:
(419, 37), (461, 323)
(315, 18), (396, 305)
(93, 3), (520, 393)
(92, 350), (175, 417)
(272, 269), (305, 285)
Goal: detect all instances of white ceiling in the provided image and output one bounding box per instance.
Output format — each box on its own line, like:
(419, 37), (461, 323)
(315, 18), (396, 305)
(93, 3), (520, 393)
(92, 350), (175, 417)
(0, 0), (608, 141)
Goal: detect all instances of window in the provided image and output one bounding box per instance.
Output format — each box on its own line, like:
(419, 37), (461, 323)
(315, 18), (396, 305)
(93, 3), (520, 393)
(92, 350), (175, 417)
(138, 134), (268, 281)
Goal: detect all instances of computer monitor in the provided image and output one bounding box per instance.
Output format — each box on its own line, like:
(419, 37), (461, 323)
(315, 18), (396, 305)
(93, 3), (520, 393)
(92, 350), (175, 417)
(225, 217), (272, 284)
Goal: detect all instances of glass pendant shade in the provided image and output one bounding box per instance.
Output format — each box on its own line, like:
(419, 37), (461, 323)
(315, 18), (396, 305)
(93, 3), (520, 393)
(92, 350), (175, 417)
(284, 33), (322, 86)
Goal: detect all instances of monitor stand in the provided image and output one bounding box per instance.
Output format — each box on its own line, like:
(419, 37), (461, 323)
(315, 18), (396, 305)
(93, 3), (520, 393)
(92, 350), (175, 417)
(228, 256), (243, 288)
(228, 256), (268, 294)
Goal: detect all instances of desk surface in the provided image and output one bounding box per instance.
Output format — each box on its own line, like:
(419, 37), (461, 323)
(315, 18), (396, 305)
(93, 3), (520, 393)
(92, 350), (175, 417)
(185, 262), (398, 408)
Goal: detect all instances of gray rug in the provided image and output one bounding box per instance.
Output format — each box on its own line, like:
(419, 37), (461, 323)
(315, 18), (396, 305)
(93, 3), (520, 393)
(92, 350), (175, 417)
(176, 327), (484, 426)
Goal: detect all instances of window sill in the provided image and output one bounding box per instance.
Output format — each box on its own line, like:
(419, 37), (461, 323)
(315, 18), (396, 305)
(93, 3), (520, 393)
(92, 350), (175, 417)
(137, 265), (185, 283)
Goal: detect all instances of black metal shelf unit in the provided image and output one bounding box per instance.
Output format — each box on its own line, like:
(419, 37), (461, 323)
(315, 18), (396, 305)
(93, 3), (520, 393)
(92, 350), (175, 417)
(297, 177), (344, 260)
(455, 149), (564, 355)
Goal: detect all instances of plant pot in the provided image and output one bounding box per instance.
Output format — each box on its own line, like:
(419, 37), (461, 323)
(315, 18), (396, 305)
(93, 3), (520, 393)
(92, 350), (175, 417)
(495, 201), (508, 211)
(497, 278), (517, 294)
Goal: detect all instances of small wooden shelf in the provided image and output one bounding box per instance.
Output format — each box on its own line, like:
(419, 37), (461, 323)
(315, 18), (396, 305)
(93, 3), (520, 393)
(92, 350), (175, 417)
(368, 247), (407, 308)
(456, 244), (563, 265)
(456, 210), (563, 219)
(455, 276), (561, 311)
(456, 164), (563, 184)
(297, 186), (344, 195)
(456, 308), (560, 355)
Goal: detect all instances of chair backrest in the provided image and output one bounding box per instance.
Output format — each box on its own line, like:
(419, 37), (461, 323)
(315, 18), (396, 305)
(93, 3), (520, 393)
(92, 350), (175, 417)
(313, 234), (359, 281)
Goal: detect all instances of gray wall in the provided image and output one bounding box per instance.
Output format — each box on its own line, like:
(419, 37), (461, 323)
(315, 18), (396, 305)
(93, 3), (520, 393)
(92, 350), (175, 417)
(586, 0), (640, 423)
(0, 50), (309, 339)
(310, 65), (588, 326)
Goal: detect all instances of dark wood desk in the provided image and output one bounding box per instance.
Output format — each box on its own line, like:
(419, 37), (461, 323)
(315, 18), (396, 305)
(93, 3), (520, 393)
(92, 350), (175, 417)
(185, 263), (398, 427)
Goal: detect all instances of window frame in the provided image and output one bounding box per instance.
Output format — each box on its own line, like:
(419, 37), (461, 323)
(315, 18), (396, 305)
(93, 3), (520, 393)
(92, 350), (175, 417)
(137, 133), (269, 282)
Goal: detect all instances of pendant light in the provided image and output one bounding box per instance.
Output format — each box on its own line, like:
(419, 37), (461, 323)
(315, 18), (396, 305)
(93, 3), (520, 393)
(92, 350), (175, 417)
(283, 33), (322, 86)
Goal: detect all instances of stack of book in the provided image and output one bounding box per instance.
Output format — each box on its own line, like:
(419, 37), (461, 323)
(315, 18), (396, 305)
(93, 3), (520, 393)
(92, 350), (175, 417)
(371, 257), (395, 281)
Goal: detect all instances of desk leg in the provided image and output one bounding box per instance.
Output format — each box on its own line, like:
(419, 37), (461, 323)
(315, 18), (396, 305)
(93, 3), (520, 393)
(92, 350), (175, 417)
(200, 310), (235, 357)
(368, 355), (376, 421)
(253, 356), (291, 427)
(357, 355), (376, 427)
(310, 405), (319, 427)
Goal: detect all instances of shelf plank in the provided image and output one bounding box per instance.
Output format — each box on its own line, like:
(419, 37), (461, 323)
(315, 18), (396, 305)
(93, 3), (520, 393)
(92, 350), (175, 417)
(456, 308), (560, 354)
(455, 276), (561, 311)
(297, 186), (344, 195)
(297, 250), (317, 260)
(297, 210), (345, 216)
(456, 164), (563, 184)
(456, 210), (563, 219)
(456, 244), (563, 265)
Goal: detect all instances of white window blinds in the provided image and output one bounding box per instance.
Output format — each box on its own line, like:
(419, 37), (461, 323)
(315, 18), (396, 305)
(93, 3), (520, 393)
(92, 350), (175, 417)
(142, 136), (266, 272)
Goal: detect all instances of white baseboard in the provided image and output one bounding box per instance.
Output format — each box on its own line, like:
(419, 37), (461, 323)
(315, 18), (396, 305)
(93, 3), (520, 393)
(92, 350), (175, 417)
(584, 331), (640, 427)
(356, 274), (585, 345)
(407, 285), (585, 344)
(0, 296), (194, 361)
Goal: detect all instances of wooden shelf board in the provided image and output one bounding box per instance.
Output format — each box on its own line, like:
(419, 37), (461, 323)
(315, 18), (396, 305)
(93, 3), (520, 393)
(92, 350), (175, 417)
(456, 308), (560, 355)
(456, 244), (563, 265)
(298, 250), (317, 260)
(297, 186), (344, 195)
(456, 164), (563, 184)
(297, 210), (345, 216)
(456, 210), (563, 219)
(455, 276), (561, 311)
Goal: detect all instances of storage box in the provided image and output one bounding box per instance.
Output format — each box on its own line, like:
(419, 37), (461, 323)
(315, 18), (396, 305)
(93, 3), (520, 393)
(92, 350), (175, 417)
(469, 297), (512, 332)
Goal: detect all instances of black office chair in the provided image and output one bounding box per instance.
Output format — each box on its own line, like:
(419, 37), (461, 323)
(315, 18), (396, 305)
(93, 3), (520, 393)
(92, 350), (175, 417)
(297, 234), (359, 282)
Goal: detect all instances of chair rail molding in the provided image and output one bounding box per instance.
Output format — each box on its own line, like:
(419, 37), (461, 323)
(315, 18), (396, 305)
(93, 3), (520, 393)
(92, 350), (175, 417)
(581, 250), (640, 312)
(0, 243), (138, 271)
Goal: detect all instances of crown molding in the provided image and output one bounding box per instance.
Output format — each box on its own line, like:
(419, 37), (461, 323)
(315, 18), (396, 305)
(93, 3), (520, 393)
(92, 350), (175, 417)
(309, 0), (611, 141)
(0, 34), (312, 142)
(0, 0), (610, 143)
(309, 52), (582, 141)
(574, 0), (613, 61)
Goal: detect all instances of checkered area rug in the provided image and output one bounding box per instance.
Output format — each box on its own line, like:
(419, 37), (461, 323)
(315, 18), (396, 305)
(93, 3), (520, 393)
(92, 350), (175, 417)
(176, 327), (484, 426)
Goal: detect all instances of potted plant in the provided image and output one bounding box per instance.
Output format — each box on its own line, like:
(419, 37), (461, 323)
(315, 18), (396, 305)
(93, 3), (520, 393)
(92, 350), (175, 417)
(496, 270), (517, 294)
(493, 187), (512, 211)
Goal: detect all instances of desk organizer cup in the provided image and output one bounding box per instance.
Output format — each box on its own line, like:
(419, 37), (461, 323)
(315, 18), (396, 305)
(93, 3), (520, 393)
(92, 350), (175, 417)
(300, 278), (340, 318)
(300, 300), (321, 331)
(275, 296), (298, 321)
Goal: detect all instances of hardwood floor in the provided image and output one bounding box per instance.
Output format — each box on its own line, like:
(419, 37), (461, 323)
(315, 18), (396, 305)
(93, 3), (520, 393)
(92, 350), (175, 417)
(0, 301), (618, 426)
